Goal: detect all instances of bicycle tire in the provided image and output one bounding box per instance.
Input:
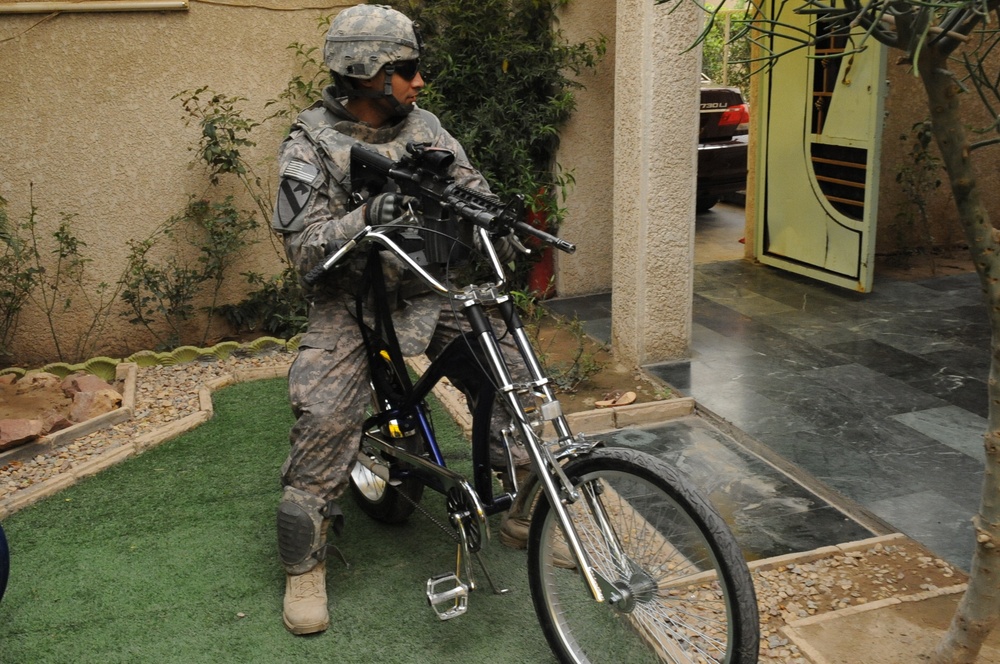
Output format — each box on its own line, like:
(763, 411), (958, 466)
(0, 522), (8, 605)
(527, 447), (759, 664)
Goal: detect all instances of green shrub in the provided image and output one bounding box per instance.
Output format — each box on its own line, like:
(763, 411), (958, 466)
(394, 0), (605, 226)
(0, 197), (40, 361)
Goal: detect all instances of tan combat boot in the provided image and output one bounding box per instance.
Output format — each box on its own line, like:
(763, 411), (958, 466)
(277, 486), (335, 635)
(282, 561), (329, 635)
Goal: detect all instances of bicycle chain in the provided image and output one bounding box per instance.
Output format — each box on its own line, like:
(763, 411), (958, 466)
(390, 481), (463, 545)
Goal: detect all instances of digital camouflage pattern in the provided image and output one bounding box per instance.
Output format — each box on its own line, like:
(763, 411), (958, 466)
(275, 87), (529, 507)
(324, 4), (420, 79)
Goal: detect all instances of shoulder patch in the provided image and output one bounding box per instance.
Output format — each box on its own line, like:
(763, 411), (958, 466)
(273, 159), (324, 233)
(280, 159), (323, 187)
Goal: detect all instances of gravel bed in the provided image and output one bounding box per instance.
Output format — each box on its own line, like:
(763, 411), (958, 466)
(752, 537), (964, 663)
(0, 352), (967, 663)
(0, 350), (294, 504)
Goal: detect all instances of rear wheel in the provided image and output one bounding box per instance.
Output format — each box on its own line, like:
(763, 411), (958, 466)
(528, 448), (759, 663)
(696, 194), (720, 213)
(349, 352), (426, 524)
(350, 442), (425, 524)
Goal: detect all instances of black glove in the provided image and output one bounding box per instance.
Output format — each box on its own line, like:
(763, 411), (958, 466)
(365, 192), (406, 226)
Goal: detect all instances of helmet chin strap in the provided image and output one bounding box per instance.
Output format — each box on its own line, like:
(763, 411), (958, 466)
(337, 65), (413, 120)
(379, 64), (414, 119)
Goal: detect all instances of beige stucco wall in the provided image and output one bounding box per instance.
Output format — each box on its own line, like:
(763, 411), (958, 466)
(1, 4), (336, 365)
(876, 58), (1000, 256)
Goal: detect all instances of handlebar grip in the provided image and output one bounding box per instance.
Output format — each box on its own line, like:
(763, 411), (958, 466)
(303, 261), (329, 287)
(301, 231), (366, 287)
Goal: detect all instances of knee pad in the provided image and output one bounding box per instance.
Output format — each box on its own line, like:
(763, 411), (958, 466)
(277, 486), (343, 575)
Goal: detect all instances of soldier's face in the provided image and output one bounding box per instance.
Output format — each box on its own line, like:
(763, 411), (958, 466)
(386, 66), (424, 107)
(353, 64), (425, 124)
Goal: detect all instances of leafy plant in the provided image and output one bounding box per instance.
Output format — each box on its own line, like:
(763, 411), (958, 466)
(23, 194), (125, 364)
(186, 197), (260, 344)
(0, 189), (124, 365)
(264, 31), (333, 126)
(120, 197), (259, 349)
(173, 84), (312, 338)
(512, 288), (604, 392)
(0, 196), (40, 361)
(217, 267), (308, 339)
(701, 7), (751, 97)
(175, 88), (271, 221)
(121, 225), (207, 351)
(389, 0), (605, 286)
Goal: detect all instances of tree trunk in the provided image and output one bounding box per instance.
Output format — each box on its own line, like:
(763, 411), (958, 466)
(921, 49), (1000, 664)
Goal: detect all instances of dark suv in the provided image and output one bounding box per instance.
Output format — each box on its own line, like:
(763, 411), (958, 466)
(697, 76), (749, 213)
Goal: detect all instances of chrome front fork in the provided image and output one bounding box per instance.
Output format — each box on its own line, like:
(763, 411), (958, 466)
(462, 288), (607, 604)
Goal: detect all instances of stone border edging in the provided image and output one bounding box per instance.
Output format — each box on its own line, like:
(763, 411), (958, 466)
(746, 532), (967, 664)
(0, 362), (291, 520)
(0, 362), (138, 468)
(405, 354), (697, 438)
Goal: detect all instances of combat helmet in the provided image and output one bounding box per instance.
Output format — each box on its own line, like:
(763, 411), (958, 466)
(324, 4), (420, 81)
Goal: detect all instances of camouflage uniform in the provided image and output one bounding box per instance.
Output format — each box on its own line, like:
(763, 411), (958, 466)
(274, 6), (537, 636)
(274, 86), (529, 505)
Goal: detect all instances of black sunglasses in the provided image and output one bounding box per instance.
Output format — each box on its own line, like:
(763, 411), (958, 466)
(391, 59), (421, 81)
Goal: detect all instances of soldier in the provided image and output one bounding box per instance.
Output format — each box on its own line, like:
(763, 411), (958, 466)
(271, 3), (535, 635)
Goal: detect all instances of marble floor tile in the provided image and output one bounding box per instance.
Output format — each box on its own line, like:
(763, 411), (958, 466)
(803, 363), (949, 415)
(599, 416), (874, 560)
(699, 288), (799, 318)
(755, 309), (866, 348)
(824, 339), (938, 378)
(547, 258), (992, 571)
(890, 406), (988, 462)
(869, 490), (976, 568)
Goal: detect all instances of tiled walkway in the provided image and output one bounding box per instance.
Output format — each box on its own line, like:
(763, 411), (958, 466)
(548, 254), (988, 570)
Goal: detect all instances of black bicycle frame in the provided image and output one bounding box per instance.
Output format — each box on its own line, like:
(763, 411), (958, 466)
(355, 248), (514, 516)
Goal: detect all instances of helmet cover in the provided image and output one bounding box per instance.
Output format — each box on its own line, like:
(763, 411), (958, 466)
(324, 4), (420, 80)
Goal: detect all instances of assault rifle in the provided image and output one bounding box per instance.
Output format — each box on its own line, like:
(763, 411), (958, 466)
(349, 142), (576, 255)
(302, 142), (574, 286)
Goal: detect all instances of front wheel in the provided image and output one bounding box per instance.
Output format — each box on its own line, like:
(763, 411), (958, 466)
(0, 522), (9, 604)
(528, 448), (759, 664)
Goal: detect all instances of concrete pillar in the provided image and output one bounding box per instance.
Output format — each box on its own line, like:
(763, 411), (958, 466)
(611, 0), (701, 366)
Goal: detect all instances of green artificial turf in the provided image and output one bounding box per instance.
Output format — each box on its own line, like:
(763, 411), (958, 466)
(0, 378), (555, 663)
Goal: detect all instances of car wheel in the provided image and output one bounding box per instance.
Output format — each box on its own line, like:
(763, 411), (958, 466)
(696, 194), (720, 213)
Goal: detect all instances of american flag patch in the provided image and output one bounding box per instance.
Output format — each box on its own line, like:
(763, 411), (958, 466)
(282, 159), (321, 186)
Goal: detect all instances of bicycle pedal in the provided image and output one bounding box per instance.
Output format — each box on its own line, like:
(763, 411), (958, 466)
(426, 573), (469, 620)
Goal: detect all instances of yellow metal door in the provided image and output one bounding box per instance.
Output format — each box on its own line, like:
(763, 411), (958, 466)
(754, 8), (887, 292)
